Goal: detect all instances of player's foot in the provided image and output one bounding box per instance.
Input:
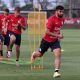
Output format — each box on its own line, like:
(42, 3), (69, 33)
(6, 51), (11, 58)
(31, 52), (36, 63)
(16, 61), (20, 67)
(53, 72), (61, 78)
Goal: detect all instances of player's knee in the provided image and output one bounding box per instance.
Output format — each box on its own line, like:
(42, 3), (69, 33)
(36, 51), (43, 57)
(53, 48), (61, 53)
(10, 35), (16, 42)
(53, 48), (61, 57)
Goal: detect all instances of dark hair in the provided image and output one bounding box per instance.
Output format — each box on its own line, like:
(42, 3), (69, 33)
(15, 7), (21, 12)
(55, 5), (64, 10)
(4, 8), (9, 13)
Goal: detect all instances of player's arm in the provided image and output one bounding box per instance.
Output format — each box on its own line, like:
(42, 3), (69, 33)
(46, 17), (58, 37)
(46, 28), (64, 39)
(46, 17), (63, 39)
(18, 18), (27, 30)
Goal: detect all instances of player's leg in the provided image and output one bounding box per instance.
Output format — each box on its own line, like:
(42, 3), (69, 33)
(15, 45), (20, 66)
(31, 39), (49, 62)
(53, 48), (61, 77)
(31, 51), (42, 62)
(7, 32), (16, 58)
(6, 45), (13, 58)
(4, 33), (13, 57)
(9, 35), (16, 50)
(51, 40), (61, 78)
(0, 35), (4, 58)
(14, 34), (21, 66)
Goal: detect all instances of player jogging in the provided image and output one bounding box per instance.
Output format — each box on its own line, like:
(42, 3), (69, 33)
(31, 5), (64, 78)
(0, 8), (10, 58)
(7, 7), (27, 66)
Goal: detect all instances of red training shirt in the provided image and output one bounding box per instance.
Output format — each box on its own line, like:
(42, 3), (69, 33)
(7, 14), (26, 35)
(43, 15), (64, 42)
(0, 14), (9, 35)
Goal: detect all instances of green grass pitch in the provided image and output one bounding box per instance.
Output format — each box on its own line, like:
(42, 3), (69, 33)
(0, 29), (80, 80)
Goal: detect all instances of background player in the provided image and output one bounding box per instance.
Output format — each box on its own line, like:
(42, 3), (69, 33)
(31, 5), (64, 78)
(6, 7), (27, 66)
(0, 8), (10, 58)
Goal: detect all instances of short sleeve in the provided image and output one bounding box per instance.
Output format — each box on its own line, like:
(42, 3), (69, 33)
(21, 17), (27, 28)
(47, 17), (54, 30)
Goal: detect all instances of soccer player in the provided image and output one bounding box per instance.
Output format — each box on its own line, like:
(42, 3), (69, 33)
(1, 9), (10, 54)
(31, 5), (64, 78)
(0, 8), (10, 58)
(7, 7), (26, 66)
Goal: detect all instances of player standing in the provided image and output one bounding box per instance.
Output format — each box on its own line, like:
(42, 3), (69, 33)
(7, 7), (27, 66)
(31, 5), (64, 78)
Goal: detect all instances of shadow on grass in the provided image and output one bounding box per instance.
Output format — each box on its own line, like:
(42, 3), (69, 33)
(53, 77), (62, 80)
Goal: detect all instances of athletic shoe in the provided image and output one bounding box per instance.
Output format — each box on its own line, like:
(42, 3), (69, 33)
(53, 72), (61, 78)
(6, 51), (11, 58)
(16, 61), (20, 67)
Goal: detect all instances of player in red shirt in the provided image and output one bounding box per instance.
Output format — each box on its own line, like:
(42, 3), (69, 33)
(31, 5), (64, 78)
(7, 7), (26, 66)
(0, 8), (9, 58)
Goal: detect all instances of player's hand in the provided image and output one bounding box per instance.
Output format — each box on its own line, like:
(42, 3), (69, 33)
(18, 20), (26, 30)
(57, 34), (64, 39)
(18, 19), (22, 25)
